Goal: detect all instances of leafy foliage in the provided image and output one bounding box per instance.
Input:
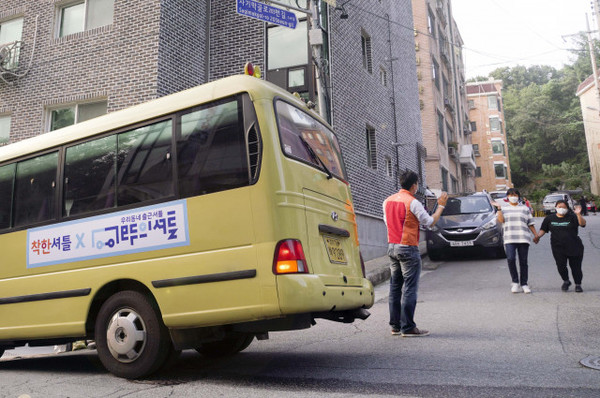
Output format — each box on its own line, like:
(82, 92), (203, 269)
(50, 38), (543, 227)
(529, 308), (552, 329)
(482, 37), (596, 197)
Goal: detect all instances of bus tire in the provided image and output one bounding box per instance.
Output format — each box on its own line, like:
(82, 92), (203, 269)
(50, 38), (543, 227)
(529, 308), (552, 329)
(195, 333), (254, 358)
(95, 290), (172, 379)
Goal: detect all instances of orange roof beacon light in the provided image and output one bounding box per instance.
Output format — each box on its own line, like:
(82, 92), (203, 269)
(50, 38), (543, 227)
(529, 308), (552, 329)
(244, 62), (262, 78)
(273, 239), (308, 274)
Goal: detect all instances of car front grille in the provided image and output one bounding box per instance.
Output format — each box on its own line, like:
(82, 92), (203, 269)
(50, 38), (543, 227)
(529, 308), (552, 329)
(442, 232), (479, 241)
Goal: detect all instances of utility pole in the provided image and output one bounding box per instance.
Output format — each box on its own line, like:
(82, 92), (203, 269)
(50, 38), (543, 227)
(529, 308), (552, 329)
(586, 13), (600, 116)
(266, 0), (330, 120)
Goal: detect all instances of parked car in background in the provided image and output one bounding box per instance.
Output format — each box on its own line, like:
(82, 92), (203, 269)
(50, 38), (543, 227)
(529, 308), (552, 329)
(426, 193), (504, 261)
(543, 192), (575, 215)
(489, 191), (507, 202)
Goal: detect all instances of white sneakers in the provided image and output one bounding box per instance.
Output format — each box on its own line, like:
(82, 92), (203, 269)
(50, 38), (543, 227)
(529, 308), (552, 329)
(511, 283), (531, 294)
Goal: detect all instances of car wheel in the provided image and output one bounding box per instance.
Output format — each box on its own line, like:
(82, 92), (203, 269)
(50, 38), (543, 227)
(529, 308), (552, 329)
(195, 333), (254, 358)
(95, 290), (173, 379)
(428, 249), (443, 261)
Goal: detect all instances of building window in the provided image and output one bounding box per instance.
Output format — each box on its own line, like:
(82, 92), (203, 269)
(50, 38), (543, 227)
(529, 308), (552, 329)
(432, 59), (439, 89)
(0, 115), (10, 145)
(473, 144), (480, 156)
(494, 163), (506, 179)
(0, 18), (24, 69)
(58, 0), (115, 38)
(487, 95), (498, 110)
(49, 101), (108, 131)
(441, 167), (448, 191)
(380, 67), (387, 87)
(489, 117), (501, 132)
(437, 111), (445, 144)
(491, 140), (505, 155)
(446, 123), (454, 143)
(475, 166), (482, 177)
(384, 156), (392, 177)
(468, 99), (475, 109)
(427, 8), (435, 37)
(366, 126), (377, 169)
(451, 176), (458, 193)
(470, 121), (477, 132)
(361, 30), (372, 74)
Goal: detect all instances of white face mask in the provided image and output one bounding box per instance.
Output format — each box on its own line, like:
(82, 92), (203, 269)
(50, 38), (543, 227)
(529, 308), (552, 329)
(556, 208), (568, 215)
(508, 196), (519, 204)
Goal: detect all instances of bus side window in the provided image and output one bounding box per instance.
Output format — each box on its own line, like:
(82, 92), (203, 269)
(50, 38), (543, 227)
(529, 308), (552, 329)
(116, 120), (174, 206)
(177, 98), (249, 198)
(13, 152), (58, 227)
(64, 135), (117, 217)
(0, 163), (15, 229)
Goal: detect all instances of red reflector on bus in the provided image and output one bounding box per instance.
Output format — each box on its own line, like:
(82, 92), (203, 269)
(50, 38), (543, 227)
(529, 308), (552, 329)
(273, 239), (308, 274)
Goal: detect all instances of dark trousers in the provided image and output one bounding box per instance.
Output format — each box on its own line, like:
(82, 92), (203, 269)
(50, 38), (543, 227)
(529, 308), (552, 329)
(552, 250), (583, 285)
(388, 244), (421, 333)
(505, 243), (529, 285)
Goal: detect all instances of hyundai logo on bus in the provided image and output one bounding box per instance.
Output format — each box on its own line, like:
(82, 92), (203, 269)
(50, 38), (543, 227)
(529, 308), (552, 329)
(236, 0), (297, 29)
(331, 211), (338, 221)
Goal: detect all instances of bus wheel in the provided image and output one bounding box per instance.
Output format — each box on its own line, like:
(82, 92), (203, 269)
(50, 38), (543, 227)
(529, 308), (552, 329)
(95, 291), (171, 379)
(196, 333), (254, 358)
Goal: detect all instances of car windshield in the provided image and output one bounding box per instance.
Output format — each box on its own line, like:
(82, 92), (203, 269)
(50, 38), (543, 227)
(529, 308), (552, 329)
(544, 195), (564, 203)
(441, 196), (493, 215)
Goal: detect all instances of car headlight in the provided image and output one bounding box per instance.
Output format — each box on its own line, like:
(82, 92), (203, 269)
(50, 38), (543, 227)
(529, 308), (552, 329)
(428, 225), (440, 232)
(482, 218), (497, 230)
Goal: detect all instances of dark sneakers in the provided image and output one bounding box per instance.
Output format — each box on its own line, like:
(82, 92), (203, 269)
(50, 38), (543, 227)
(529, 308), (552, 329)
(401, 327), (430, 337)
(391, 328), (401, 336)
(575, 285), (583, 293)
(561, 281), (571, 291)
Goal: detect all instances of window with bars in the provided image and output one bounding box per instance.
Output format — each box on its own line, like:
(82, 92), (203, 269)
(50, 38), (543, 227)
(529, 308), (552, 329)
(380, 67), (387, 87)
(384, 156), (393, 177)
(437, 111), (445, 144)
(366, 126), (377, 169)
(489, 117), (501, 132)
(361, 30), (372, 74)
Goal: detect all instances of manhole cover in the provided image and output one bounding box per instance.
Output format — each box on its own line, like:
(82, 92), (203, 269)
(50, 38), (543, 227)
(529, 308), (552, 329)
(580, 355), (600, 370)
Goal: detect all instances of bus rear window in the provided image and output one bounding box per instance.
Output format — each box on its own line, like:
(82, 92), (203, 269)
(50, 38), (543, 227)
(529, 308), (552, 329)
(275, 100), (346, 181)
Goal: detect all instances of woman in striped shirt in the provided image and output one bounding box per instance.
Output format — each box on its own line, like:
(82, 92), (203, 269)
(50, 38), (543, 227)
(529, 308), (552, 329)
(494, 188), (539, 294)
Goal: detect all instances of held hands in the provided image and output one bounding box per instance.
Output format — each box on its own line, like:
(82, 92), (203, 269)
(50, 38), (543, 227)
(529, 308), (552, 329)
(533, 235), (540, 244)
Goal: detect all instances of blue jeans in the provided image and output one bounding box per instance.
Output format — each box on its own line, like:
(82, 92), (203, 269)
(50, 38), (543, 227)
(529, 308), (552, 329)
(505, 243), (529, 285)
(388, 244), (421, 333)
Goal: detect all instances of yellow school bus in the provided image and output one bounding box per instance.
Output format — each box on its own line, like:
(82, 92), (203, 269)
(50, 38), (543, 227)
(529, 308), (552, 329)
(0, 74), (373, 378)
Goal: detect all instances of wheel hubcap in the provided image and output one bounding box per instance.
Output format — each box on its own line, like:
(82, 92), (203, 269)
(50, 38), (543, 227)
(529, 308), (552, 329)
(106, 308), (147, 363)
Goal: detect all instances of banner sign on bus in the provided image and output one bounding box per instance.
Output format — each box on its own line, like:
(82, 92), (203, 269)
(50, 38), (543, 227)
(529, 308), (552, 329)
(236, 0), (297, 29)
(27, 200), (190, 268)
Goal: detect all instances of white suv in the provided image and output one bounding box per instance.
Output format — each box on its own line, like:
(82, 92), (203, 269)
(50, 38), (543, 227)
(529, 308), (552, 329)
(543, 192), (575, 215)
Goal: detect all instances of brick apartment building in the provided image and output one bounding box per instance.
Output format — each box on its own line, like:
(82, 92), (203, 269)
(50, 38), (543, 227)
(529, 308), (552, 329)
(0, 0), (423, 260)
(411, 0), (476, 195)
(466, 79), (513, 192)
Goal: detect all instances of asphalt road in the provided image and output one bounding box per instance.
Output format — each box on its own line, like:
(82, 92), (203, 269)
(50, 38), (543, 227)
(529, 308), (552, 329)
(1, 216), (600, 397)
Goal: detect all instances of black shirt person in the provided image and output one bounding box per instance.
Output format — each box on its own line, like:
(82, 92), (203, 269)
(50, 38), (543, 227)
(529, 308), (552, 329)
(536, 200), (586, 292)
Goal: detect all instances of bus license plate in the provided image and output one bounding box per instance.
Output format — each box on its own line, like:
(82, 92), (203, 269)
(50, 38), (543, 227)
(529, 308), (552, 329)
(323, 236), (347, 264)
(450, 240), (474, 247)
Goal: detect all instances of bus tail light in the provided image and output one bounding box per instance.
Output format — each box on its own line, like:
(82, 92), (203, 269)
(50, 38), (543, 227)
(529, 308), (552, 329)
(273, 239), (308, 274)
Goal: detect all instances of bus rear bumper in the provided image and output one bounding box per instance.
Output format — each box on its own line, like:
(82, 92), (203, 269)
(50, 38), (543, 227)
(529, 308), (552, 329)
(276, 274), (374, 315)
